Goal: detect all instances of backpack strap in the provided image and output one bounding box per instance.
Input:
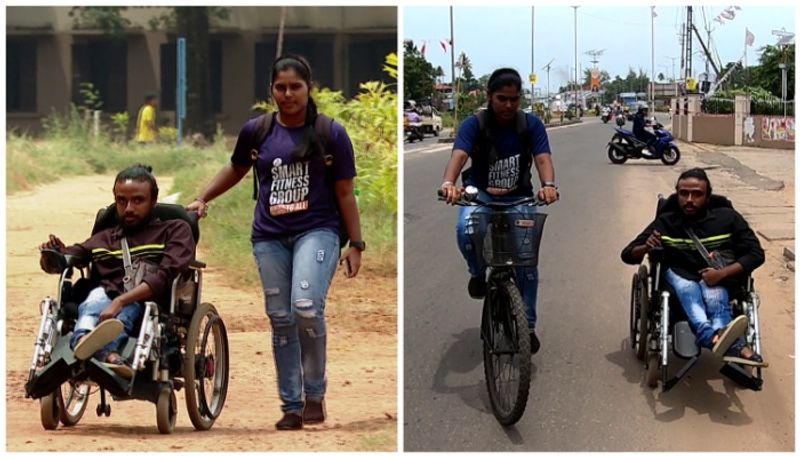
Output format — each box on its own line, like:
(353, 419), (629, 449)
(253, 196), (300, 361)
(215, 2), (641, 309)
(516, 111), (533, 192)
(250, 112), (276, 200)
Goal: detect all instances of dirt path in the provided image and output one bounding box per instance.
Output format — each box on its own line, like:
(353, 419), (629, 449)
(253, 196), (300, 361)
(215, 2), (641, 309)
(5, 175), (397, 451)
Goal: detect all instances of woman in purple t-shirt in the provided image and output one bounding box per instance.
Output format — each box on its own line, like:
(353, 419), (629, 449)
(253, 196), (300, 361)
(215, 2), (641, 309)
(187, 54), (364, 430)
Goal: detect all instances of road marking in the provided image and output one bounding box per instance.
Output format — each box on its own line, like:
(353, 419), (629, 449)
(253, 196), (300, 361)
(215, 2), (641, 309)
(404, 143), (453, 155)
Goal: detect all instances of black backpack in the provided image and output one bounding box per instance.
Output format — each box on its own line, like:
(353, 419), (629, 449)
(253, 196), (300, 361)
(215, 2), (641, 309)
(461, 110), (534, 193)
(248, 112), (349, 248)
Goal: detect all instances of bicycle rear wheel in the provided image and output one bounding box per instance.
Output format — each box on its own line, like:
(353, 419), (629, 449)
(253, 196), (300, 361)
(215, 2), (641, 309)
(482, 279), (531, 426)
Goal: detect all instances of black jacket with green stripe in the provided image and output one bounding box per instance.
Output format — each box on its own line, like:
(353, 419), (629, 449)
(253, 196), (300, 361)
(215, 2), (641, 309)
(64, 217), (195, 302)
(621, 205), (765, 282)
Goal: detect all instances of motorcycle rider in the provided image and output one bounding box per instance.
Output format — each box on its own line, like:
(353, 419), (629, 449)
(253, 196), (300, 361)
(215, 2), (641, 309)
(633, 104), (657, 157)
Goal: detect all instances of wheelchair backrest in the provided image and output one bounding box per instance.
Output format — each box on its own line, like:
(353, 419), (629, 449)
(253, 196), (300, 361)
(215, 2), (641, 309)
(656, 193), (733, 217)
(92, 203), (200, 243)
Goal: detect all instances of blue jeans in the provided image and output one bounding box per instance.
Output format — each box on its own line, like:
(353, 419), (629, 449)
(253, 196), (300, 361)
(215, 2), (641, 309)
(68, 286), (144, 361)
(664, 268), (730, 348)
(456, 190), (540, 328)
(253, 228), (339, 413)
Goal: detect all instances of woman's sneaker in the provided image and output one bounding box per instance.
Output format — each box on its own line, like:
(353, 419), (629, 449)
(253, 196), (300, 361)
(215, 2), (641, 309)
(468, 276), (486, 299)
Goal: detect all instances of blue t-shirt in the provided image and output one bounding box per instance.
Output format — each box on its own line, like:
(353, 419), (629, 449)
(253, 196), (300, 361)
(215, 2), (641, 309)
(231, 116), (356, 241)
(454, 113), (551, 196)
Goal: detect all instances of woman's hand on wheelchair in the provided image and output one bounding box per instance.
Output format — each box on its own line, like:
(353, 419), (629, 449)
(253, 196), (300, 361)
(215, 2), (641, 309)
(186, 199), (209, 218)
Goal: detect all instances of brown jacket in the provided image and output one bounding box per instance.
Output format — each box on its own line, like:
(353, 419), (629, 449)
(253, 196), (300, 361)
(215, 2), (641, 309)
(64, 217), (195, 302)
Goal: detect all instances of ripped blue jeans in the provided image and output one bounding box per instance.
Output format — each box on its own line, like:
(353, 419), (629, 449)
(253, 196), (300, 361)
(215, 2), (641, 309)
(253, 228), (339, 413)
(456, 190), (540, 328)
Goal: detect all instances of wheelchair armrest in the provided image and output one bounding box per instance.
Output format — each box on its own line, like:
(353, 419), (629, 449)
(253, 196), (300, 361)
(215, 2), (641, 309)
(190, 259), (206, 269)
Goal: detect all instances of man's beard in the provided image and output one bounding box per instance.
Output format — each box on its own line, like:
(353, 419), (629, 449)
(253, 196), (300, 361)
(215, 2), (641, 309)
(117, 211), (153, 234)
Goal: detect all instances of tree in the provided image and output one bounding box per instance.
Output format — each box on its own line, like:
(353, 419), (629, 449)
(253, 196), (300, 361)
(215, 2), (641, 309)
(403, 41), (436, 102)
(456, 52), (477, 91)
(751, 44), (795, 100)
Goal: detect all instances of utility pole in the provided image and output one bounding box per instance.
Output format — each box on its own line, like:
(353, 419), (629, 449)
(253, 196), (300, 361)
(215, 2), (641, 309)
(684, 6), (693, 82)
(650, 6), (655, 112)
(572, 6), (579, 114)
(531, 6), (535, 108)
(450, 6), (457, 136)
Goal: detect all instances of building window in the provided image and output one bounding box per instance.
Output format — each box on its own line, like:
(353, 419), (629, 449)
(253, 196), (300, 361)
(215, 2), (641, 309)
(7, 39), (37, 113)
(347, 35), (396, 97)
(72, 39), (127, 112)
(254, 35), (334, 102)
(160, 39), (222, 113)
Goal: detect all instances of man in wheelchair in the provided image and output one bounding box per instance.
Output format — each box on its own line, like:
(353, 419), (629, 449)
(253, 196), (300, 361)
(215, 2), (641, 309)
(621, 168), (767, 369)
(26, 164), (228, 434)
(39, 164), (195, 377)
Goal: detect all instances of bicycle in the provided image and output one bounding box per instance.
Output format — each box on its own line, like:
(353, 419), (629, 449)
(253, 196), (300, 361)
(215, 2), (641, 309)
(439, 186), (547, 426)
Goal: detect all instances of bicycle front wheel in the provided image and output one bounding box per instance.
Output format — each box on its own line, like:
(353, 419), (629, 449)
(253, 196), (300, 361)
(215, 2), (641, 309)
(482, 279), (531, 426)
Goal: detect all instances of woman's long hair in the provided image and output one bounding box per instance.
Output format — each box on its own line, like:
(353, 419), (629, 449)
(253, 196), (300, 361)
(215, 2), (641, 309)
(270, 54), (324, 161)
(484, 67), (523, 128)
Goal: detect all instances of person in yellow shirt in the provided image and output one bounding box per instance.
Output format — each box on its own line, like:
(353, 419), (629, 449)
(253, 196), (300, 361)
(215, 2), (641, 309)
(135, 93), (159, 143)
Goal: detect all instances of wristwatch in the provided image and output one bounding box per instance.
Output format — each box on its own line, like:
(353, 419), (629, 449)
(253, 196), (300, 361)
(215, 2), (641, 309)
(349, 240), (366, 252)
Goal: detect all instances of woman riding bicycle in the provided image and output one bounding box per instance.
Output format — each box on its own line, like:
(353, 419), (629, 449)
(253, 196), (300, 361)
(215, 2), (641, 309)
(440, 67), (558, 354)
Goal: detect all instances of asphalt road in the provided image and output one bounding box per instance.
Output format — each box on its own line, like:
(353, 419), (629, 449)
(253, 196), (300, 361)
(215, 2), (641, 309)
(403, 116), (792, 451)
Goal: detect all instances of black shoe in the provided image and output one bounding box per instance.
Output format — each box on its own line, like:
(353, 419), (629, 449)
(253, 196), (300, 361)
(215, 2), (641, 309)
(723, 338), (768, 367)
(276, 411), (303, 430)
(529, 329), (541, 355)
(468, 276), (486, 299)
(303, 398), (326, 424)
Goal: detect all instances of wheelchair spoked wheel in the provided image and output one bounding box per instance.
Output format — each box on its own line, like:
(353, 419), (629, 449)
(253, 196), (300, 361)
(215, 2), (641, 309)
(183, 302), (229, 431)
(629, 272), (639, 348)
(482, 279), (531, 426)
(58, 381), (90, 426)
(156, 387), (178, 434)
(633, 265), (650, 361)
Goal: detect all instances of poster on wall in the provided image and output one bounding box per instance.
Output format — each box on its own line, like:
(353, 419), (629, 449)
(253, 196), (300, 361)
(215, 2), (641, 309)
(761, 116), (795, 142)
(744, 116), (756, 143)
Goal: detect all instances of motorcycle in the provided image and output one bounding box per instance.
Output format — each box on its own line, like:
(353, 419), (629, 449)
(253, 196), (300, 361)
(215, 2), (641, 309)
(404, 119), (424, 143)
(607, 119), (680, 165)
(600, 107), (612, 123)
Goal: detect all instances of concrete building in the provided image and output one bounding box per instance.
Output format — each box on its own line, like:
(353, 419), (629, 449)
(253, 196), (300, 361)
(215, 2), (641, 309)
(6, 6), (397, 135)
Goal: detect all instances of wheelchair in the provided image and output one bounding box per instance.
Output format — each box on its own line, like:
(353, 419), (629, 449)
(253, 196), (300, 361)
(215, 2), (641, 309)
(629, 194), (764, 392)
(25, 203), (230, 434)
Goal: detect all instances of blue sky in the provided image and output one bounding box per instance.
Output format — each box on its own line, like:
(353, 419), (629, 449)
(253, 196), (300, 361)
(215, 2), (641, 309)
(404, 5), (796, 95)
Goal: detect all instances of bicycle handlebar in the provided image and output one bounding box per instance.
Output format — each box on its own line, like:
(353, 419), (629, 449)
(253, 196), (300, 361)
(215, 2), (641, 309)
(436, 188), (544, 207)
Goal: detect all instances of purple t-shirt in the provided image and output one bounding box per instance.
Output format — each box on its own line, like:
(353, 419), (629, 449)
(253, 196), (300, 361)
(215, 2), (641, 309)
(230, 116), (356, 241)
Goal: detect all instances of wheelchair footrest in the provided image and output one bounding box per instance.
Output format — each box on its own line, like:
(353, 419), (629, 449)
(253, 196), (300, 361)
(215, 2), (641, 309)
(25, 339), (79, 399)
(663, 356), (699, 392)
(673, 321), (700, 359)
(720, 362), (764, 391)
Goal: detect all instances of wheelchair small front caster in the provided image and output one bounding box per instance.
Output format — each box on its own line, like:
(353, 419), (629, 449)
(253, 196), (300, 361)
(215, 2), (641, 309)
(96, 403), (111, 417)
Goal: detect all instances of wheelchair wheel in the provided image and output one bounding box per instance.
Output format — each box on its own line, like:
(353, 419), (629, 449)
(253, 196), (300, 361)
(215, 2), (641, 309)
(40, 391), (61, 430)
(482, 279), (531, 426)
(629, 272), (639, 348)
(645, 354), (659, 388)
(184, 302), (229, 431)
(59, 381), (90, 426)
(156, 387), (178, 434)
(633, 265), (650, 361)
